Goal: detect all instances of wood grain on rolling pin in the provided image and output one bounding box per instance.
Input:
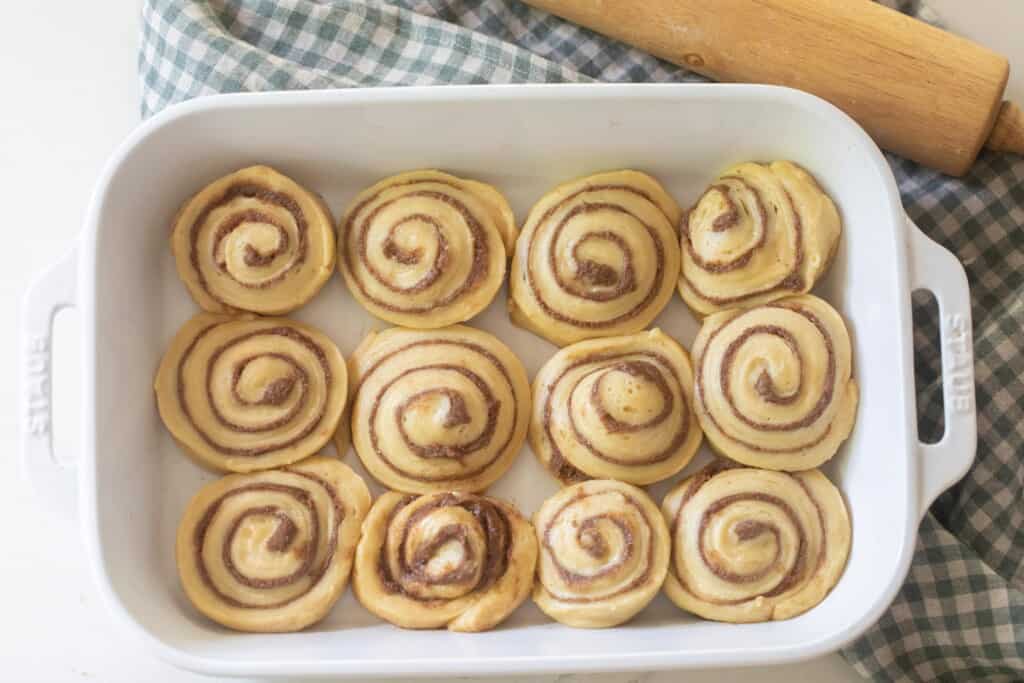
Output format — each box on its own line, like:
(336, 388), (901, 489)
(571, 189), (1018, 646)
(523, 0), (1010, 176)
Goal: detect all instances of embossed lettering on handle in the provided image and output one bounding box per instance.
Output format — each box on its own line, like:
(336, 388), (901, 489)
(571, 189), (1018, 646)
(944, 313), (973, 415)
(25, 335), (52, 439)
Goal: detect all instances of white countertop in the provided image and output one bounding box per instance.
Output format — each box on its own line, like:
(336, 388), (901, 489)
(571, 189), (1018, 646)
(2, 1), (1019, 681)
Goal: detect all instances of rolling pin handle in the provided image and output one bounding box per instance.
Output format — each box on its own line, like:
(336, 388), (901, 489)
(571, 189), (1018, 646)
(985, 101), (1024, 154)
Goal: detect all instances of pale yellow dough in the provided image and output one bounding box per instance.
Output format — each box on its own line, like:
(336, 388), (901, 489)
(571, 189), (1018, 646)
(533, 479), (670, 628)
(171, 165), (336, 315)
(678, 160), (841, 316)
(530, 328), (703, 486)
(176, 456), (371, 632)
(348, 325), (531, 493)
(509, 170), (682, 346)
(662, 463), (851, 622)
(338, 170), (515, 328)
(155, 313), (347, 472)
(692, 294), (858, 470)
(352, 491), (538, 632)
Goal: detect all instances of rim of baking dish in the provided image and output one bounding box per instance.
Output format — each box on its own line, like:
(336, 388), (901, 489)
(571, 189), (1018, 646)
(77, 83), (916, 677)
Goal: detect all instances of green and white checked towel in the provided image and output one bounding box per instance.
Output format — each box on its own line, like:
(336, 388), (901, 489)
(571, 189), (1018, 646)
(139, 1), (1023, 680)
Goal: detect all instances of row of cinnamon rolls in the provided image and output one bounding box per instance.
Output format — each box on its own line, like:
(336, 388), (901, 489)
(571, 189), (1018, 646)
(170, 162), (841, 345)
(177, 457), (849, 633)
(155, 301), (857, 481)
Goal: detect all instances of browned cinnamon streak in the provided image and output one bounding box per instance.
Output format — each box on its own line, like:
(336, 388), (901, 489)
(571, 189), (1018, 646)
(543, 352), (691, 481)
(229, 352), (305, 412)
(192, 470), (343, 609)
(575, 516), (613, 559)
(361, 340), (516, 483)
(377, 495), (414, 595)
(377, 494), (513, 602)
(542, 490), (653, 602)
(375, 214), (450, 292)
(562, 230), (637, 300)
(684, 182), (767, 272)
(527, 185), (669, 328)
(394, 386), (487, 461)
(670, 466), (828, 606)
(680, 177), (805, 305)
(344, 179), (490, 313)
(189, 183), (309, 303)
(697, 303), (836, 454)
(709, 185), (742, 232)
(224, 505), (314, 588)
(178, 323), (332, 457)
(698, 493), (802, 592)
(214, 209), (290, 270)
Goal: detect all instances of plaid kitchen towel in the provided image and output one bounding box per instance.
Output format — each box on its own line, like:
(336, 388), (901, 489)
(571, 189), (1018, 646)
(139, 1), (1023, 680)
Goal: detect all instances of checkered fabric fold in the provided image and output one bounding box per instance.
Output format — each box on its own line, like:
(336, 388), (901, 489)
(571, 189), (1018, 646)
(140, 2), (1023, 680)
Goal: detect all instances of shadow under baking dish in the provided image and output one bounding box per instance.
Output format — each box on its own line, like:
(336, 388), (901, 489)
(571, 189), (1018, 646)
(79, 84), (915, 677)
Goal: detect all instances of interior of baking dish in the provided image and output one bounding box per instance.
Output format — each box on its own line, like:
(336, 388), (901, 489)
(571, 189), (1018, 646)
(79, 85), (915, 675)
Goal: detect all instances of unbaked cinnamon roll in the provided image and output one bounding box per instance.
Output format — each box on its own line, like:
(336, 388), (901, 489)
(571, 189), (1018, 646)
(662, 461), (851, 622)
(678, 161), (841, 316)
(348, 325), (530, 493)
(352, 491), (537, 632)
(171, 165), (336, 315)
(509, 171), (682, 346)
(155, 313), (347, 472)
(530, 329), (702, 486)
(693, 294), (858, 470)
(338, 170), (515, 328)
(176, 456), (371, 632)
(533, 479), (670, 628)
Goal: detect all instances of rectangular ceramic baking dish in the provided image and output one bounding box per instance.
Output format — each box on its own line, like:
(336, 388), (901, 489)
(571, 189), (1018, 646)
(20, 84), (977, 678)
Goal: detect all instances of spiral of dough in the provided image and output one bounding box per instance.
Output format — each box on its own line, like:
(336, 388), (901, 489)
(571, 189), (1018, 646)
(533, 479), (670, 627)
(171, 165), (336, 315)
(509, 170), (682, 346)
(352, 491), (537, 632)
(348, 325), (530, 493)
(678, 161), (841, 316)
(176, 456), (371, 632)
(692, 294), (858, 470)
(338, 170), (515, 328)
(155, 313), (347, 472)
(661, 462), (851, 622)
(530, 329), (702, 485)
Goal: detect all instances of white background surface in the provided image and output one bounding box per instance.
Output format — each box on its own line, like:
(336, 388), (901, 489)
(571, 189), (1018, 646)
(1, 1), (1019, 681)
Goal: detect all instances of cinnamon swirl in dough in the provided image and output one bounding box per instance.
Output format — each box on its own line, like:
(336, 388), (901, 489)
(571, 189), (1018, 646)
(171, 165), (336, 315)
(533, 479), (670, 628)
(338, 170), (515, 328)
(352, 491), (537, 632)
(662, 461), (851, 622)
(678, 161), (841, 316)
(530, 329), (702, 485)
(509, 171), (682, 346)
(176, 456), (371, 632)
(692, 294), (858, 470)
(348, 325), (531, 493)
(155, 313), (347, 472)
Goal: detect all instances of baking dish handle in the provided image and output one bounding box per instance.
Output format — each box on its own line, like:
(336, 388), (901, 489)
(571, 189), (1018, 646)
(20, 246), (79, 520)
(905, 215), (977, 520)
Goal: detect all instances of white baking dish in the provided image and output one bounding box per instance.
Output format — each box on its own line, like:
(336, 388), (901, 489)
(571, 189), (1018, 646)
(20, 84), (977, 678)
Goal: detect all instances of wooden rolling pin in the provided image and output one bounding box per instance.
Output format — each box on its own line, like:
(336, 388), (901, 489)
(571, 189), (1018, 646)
(522, 0), (1024, 176)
